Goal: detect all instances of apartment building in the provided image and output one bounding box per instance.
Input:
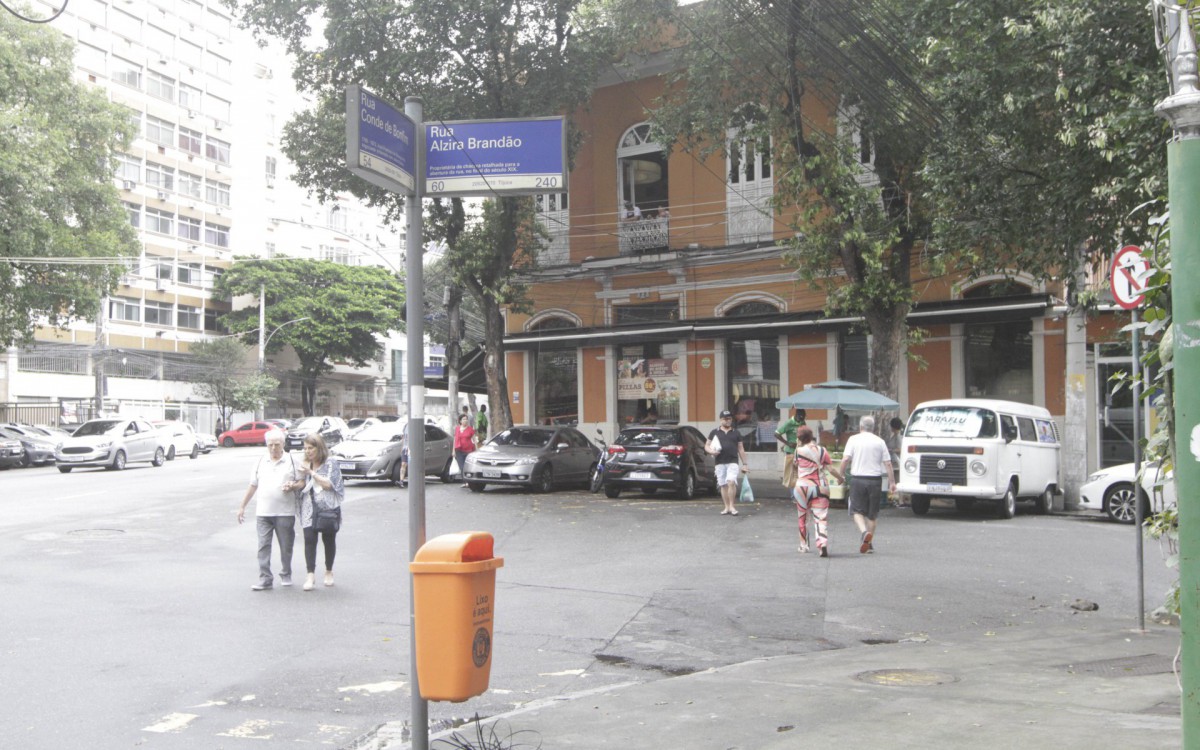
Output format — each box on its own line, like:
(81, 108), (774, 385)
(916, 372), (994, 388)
(0, 0), (411, 428)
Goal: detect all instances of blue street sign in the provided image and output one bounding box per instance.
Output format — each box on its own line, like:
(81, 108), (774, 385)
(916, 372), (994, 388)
(345, 86), (416, 196)
(425, 117), (566, 197)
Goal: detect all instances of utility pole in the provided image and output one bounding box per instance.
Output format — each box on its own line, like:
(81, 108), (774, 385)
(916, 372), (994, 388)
(1154, 3), (1200, 744)
(445, 283), (462, 420)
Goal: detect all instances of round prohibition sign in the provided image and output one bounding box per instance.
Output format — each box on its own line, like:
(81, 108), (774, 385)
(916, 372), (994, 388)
(1110, 245), (1149, 310)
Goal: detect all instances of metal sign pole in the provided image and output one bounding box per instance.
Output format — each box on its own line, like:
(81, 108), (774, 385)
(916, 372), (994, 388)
(1132, 309), (1144, 631)
(404, 96), (429, 750)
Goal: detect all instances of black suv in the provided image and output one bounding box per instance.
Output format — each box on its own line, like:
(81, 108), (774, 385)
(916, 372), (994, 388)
(602, 425), (718, 500)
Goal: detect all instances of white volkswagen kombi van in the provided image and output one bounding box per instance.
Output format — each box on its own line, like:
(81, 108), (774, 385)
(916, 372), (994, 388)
(896, 399), (1061, 519)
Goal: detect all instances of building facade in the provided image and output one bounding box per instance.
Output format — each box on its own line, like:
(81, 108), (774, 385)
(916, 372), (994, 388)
(502, 56), (1138, 483)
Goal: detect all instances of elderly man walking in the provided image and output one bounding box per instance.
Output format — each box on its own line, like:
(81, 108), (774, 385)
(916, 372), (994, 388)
(839, 416), (896, 554)
(237, 428), (303, 590)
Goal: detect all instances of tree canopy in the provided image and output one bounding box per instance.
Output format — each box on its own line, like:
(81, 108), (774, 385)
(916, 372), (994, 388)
(0, 11), (140, 346)
(231, 0), (618, 430)
(213, 259), (404, 415)
(188, 337), (279, 428)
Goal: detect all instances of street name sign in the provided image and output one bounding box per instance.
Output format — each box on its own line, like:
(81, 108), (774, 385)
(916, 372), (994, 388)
(345, 86), (416, 196)
(424, 117), (566, 198)
(1110, 244), (1150, 310)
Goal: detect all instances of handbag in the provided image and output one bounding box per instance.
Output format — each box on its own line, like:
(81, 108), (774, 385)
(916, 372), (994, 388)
(738, 474), (755, 503)
(313, 502), (341, 533)
(706, 433), (721, 456)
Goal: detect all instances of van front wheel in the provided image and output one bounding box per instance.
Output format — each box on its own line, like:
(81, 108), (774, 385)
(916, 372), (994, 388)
(997, 484), (1017, 519)
(911, 494), (930, 515)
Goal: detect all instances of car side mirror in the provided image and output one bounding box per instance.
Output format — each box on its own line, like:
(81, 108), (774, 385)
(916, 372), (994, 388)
(556, 442), (569, 452)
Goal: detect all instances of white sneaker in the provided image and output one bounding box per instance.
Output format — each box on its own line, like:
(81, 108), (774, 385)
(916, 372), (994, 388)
(324, 572), (334, 587)
(303, 573), (315, 591)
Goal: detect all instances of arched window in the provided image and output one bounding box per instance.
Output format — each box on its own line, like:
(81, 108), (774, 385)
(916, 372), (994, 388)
(726, 106), (774, 244)
(617, 124), (670, 254)
(724, 301), (779, 317)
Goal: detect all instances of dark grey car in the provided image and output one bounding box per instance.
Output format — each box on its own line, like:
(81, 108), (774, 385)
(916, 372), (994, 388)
(330, 421), (454, 484)
(601, 425), (719, 499)
(463, 425), (599, 493)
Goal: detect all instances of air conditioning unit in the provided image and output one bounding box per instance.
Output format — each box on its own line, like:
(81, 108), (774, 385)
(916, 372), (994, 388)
(156, 190), (169, 200)
(214, 122), (223, 131)
(187, 202), (197, 210)
(187, 110), (195, 119)
(122, 180), (135, 190)
(155, 279), (168, 291)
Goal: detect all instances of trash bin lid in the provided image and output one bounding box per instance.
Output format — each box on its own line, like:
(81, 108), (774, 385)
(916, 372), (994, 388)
(410, 531), (504, 573)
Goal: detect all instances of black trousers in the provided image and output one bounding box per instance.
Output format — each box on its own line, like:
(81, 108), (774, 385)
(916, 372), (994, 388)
(303, 527), (337, 573)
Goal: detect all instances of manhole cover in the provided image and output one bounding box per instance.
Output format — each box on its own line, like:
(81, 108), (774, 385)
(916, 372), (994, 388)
(67, 529), (126, 538)
(855, 669), (959, 686)
(1062, 654), (1176, 677)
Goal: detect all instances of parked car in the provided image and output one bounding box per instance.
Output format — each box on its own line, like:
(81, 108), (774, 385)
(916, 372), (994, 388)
(197, 433), (218, 454)
(218, 421), (277, 448)
(1079, 462), (1176, 524)
(345, 417), (381, 439)
(463, 425), (599, 493)
(32, 424), (74, 441)
(330, 421), (454, 484)
(0, 437), (25, 469)
(600, 424), (719, 499)
(55, 417), (166, 472)
(151, 421), (201, 460)
(0, 426), (56, 467)
(266, 418), (293, 430)
(285, 416), (349, 451)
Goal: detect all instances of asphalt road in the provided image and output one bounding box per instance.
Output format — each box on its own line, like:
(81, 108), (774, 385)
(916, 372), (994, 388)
(1, 448), (1176, 749)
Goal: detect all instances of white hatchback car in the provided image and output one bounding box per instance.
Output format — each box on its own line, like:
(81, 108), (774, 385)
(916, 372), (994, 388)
(56, 418), (167, 472)
(152, 421), (202, 461)
(1078, 462), (1176, 524)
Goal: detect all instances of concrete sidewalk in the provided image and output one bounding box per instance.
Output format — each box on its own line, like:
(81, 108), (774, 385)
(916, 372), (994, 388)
(374, 623), (1180, 749)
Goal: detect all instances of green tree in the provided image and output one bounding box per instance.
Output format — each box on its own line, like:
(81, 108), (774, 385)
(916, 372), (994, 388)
(213, 259), (404, 416)
(0, 11), (140, 346)
(914, 0), (1168, 290)
(189, 338), (278, 429)
(623, 0), (938, 404)
(231, 0), (617, 431)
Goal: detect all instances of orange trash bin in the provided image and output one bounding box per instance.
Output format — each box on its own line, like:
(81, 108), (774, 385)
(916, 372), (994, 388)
(409, 531), (505, 702)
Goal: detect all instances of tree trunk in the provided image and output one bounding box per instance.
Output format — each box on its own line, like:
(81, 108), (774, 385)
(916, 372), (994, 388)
(446, 283), (462, 422)
(865, 303), (907, 433)
(482, 298), (512, 431)
(301, 377), (317, 416)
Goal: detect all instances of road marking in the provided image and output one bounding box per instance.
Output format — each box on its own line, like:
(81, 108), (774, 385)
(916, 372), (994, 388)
(338, 680), (406, 694)
(56, 491), (106, 501)
(537, 669), (586, 677)
(143, 713), (199, 733)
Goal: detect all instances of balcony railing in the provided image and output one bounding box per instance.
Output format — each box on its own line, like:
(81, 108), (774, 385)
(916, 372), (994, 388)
(618, 216), (670, 255)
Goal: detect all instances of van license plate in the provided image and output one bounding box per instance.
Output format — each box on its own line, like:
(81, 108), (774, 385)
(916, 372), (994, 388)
(629, 471), (653, 480)
(927, 483), (952, 493)
(483, 470), (501, 478)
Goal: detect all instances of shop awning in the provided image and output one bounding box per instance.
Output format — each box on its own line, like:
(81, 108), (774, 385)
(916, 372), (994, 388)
(423, 345), (488, 394)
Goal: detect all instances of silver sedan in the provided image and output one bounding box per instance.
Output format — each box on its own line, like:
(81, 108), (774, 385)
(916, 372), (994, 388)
(463, 425), (599, 493)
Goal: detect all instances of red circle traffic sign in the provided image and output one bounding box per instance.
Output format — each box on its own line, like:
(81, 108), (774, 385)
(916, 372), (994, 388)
(1110, 245), (1149, 310)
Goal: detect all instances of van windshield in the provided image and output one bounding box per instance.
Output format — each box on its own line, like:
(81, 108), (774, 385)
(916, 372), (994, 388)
(906, 407), (998, 439)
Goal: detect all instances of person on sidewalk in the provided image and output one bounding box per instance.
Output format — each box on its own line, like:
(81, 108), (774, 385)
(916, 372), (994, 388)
(474, 404), (489, 446)
(885, 416), (907, 507)
(453, 413), (476, 487)
(839, 416), (896, 554)
(793, 426), (842, 556)
(707, 410), (748, 516)
(237, 428), (302, 591)
(774, 407), (806, 488)
(297, 434), (344, 591)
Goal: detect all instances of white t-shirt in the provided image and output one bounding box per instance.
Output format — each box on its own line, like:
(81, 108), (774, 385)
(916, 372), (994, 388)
(842, 431), (891, 478)
(249, 453), (300, 517)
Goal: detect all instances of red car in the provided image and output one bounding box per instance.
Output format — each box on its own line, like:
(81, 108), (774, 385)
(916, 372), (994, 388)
(218, 421), (276, 447)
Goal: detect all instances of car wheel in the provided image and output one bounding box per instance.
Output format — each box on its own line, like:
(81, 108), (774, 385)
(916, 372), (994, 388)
(911, 494), (930, 515)
(222, 437), (235, 448)
(1036, 487), (1054, 515)
(441, 458), (455, 484)
(166, 445), (176, 461)
(392, 462), (406, 487)
(678, 471), (697, 500)
(468, 482), (486, 493)
(57, 465), (72, 473)
(1104, 482), (1143, 524)
(152, 447), (166, 467)
(190, 444), (200, 459)
(108, 450), (127, 471)
(604, 485), (621, 499)
(535, 465), (554, 493)
(997, 483), (1017, 519)
(954, 498), (974, 512)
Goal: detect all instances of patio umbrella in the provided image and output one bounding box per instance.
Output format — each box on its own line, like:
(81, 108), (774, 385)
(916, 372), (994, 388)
(775, 380), (899, 412)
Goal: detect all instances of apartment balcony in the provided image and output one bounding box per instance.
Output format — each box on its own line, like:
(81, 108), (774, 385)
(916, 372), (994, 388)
(618, 215), (670, 255)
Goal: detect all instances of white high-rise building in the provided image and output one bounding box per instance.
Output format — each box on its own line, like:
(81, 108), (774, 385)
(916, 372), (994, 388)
(1, 0), (413, 429)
